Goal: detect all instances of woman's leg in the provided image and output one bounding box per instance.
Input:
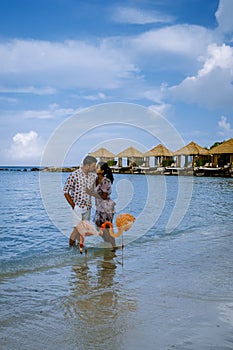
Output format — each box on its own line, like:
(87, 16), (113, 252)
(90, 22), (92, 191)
(100, 213), (116, 247)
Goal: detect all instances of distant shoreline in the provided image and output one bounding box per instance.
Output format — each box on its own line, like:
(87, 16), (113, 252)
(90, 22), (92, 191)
(0, 165), (232, 177)
(0, 166), (79, 172)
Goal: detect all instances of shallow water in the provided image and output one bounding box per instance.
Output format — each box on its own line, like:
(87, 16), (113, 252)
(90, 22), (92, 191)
(0, 171), (233, 350)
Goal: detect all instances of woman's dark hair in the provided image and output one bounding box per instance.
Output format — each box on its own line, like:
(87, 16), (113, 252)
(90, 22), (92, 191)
(100, 162), (114, 183)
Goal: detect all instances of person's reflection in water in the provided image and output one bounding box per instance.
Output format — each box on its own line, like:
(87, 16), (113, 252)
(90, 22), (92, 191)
(63, 250), (137, 350)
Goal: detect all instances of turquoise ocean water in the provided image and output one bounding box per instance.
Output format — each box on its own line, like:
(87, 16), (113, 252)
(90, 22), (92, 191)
(0, 170), (233, 350)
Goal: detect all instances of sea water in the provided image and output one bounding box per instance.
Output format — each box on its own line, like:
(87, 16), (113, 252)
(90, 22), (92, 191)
(0, 170), (233, 350)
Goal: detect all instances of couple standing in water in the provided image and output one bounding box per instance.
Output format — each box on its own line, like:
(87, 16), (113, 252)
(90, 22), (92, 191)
(63, 155), (116, 249)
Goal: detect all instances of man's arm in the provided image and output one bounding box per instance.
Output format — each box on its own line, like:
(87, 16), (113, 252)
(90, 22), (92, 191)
(86, 187), (102, 199)
(64, 192), (75, 209)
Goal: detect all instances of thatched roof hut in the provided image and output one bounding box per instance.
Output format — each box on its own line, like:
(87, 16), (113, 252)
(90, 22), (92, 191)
(90, 147), (115, 159)
(210, 138), (233, 166)
(116, 146), (144, 158)
(173, 141), (209, 167)
(144, 144), (173, 157)
(210, 138), (233, 154)
(116, 146), (144, 167)
(174, 141), (210, 156)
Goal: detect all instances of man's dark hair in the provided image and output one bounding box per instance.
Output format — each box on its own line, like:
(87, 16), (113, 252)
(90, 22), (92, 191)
(83, 155), (97, 166)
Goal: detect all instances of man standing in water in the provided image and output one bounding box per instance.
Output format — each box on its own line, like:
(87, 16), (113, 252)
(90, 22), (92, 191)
(63, 155), (97, 246)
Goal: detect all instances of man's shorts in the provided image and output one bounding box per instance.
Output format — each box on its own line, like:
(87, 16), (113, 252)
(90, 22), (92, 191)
(73, 205), (91, 227)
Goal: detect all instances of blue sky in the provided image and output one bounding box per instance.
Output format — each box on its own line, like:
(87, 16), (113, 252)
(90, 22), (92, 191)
(0, 0), (233, 166)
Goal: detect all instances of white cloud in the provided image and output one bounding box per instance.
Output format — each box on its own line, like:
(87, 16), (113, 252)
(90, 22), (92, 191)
(5, 130), (44, 161)
(0, 104), (77, 122)
(168, 44), (233, 109)
(0, 39), (138, 90)
(218, 115), (233, 136)
(148, 103), (172, 116)
(0, 96), (17, 103)
(22, 104), (76, 119)
(0, 86), (56, 95)
(198, 43), (233, 76)
(0, 22), (215, 96)
(215, 0), (233, 35)
(0, 2), (231, 114)
(165, 0), (233, 110)
(131, 25), (214, 58)
(73, 92), (108, 101)
(13, 131), (37, 147)
(112, 6), (174, 25)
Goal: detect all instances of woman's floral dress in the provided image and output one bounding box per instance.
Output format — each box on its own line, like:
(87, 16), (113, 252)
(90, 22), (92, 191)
(94, 177), (116, 246)
(94, 177), (115, 227)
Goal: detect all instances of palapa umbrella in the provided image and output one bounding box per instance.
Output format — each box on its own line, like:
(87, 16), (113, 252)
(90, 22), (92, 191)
(210, 138), (233, 154)
(90, 147), (115, 159)
(174, 141), (210, 156)
(144, 144), (173, 157)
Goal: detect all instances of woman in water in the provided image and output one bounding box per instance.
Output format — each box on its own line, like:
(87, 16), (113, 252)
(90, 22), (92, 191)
(87, 162), (116, 248)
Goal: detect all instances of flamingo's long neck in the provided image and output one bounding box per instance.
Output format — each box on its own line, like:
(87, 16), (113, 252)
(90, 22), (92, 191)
(109, 226), (124, 238)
